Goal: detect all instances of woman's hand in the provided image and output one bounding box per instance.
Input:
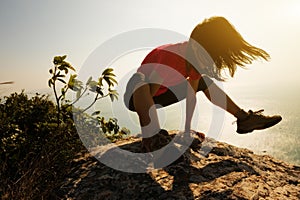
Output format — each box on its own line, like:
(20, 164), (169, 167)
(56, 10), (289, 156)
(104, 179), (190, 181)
(175, 130), (206, 146)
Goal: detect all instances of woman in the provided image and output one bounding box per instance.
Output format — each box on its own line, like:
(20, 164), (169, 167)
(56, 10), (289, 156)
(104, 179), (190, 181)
(124, 16), (282, 152)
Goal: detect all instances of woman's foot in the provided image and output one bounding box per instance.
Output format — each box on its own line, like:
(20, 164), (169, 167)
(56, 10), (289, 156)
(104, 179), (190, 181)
(141, 129), (171, 152)
(236, 109), (282, 134)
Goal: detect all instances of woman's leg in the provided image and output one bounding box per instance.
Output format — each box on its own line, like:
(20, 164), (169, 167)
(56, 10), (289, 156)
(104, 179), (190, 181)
(202, 82), (246, 118)
(132, 83), (161, 150)
(124, 72), (162, 151)
(203, 81), (282, 133)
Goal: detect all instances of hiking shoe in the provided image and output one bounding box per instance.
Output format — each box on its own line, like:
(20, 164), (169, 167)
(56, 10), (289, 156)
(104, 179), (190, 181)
(141, 129), (171, 152)
(237, 109), (282, 134)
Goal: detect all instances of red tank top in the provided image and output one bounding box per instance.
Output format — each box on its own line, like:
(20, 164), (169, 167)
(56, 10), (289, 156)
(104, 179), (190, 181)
(137, 41), (201, 96)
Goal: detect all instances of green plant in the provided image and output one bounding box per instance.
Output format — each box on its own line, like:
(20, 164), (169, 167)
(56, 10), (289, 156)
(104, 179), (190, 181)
(96, 117), (129, 143)
(47, 55), (129, 141)
(48, 55), (118, 125)
(0, 92), (84, 199)
(0, 92), (54, 179)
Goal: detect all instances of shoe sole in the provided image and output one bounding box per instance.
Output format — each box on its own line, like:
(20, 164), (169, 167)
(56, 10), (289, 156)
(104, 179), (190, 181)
(237, 116), (282, 134)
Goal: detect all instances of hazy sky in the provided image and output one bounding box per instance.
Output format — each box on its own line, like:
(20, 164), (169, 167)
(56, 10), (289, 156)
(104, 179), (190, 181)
(0, 0), (300, 95)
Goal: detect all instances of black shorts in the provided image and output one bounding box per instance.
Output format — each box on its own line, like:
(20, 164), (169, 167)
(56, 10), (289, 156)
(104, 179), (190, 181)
(124, 72), (213, 112)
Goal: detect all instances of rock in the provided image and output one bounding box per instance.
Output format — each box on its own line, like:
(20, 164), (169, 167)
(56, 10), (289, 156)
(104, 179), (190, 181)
(54, 130), (300, 199)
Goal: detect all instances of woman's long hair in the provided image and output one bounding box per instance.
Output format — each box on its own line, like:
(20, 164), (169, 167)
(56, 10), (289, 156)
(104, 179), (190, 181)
(187, 16), (270, 80)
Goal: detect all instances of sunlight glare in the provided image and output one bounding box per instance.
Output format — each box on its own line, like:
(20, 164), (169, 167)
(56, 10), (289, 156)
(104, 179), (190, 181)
(286, 1), (300, 20)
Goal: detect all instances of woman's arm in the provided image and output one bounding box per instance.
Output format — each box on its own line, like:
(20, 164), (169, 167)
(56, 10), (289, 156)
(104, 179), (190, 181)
(185, 77), (199, 132)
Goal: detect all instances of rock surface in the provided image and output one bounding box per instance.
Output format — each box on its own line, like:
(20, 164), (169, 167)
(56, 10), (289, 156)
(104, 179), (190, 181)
(55, 131), (300, 199)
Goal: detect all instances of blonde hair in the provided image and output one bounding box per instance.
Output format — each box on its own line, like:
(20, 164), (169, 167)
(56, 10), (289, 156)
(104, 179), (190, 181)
(187, 16), (270, 80)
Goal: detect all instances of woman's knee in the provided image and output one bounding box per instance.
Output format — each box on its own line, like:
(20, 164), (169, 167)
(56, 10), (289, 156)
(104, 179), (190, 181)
(124, 72), (148, 111)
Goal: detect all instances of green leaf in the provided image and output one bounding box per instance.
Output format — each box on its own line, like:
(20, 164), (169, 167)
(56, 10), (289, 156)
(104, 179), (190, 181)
(109, 92), (118, 102)
(98, 77), (103, 86)
(68, 74), (77, 89)
(103, 75), (117, 87)
(102, 68), (114, 76)
(61, 88), (66, 95)
(98, 89), (104, 96)
(108, 76), (118, 85)
(53, 56), (62, 65)
(62, 61), (75, 71)
(48, 79), (53, 87)
(88, 80), (98, 88)
(114, 94), (119, 100)
(69, 65), (75, 71)
(58, 65), (65, 70)
(57, 74), (65, 78)
(64, 67), (68, 74)
(111, 118), (118, 123)
(109, 93), (115, 101)
(53, 55), (67, 65)
(106, 72), (116, 77)
(58, 65), (68, 74)
(89, 85), (97, 92)
(86, 76), (92, 85)
(70, 74), (77, 80)
(110, 90), (119, 95)
(92, 111), (101, 116)
(103, 76), (111, 87)
(73, 80), (83, 91)
(58, 78), (66, 84)
(103, 73), (116, 78)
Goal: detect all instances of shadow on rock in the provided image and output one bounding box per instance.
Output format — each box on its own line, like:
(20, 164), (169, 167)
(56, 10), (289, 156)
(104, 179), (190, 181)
(55, 133), (272, 200)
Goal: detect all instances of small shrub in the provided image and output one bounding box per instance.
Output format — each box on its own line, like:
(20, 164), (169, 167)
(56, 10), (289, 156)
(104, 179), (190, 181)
(0, 55), (130, 199)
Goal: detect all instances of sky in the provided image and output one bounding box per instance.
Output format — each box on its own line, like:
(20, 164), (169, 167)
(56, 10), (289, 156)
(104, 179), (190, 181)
(1, 0), (300, 96)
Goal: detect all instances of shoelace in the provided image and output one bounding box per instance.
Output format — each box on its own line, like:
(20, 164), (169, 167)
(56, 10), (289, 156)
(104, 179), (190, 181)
(248, 109), (264, 115)
(232, 109), (265, 124)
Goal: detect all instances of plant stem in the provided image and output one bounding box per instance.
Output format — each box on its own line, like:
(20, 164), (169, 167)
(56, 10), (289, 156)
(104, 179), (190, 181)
(96, 93), (110, 100)
(58, 87), (68, 102)
(81, 93), (109, 113)
(52, 66), (61, 126)
(70, 86), (88, 106)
